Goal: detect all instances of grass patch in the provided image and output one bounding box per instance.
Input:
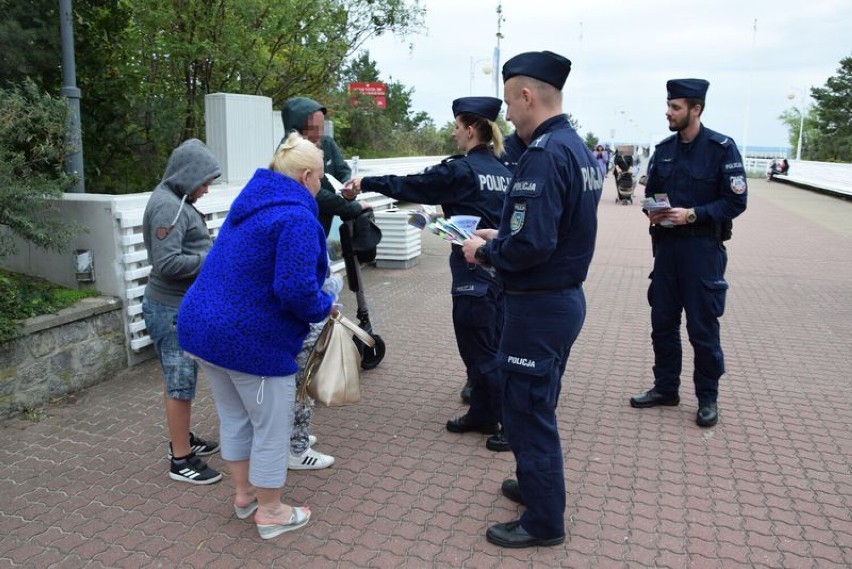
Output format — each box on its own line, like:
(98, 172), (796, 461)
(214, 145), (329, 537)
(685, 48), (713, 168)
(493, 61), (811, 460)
(0, 270), (99, 343)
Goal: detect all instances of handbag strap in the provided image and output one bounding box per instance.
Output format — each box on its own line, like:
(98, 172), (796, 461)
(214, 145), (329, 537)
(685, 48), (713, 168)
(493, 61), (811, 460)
(331, 312), (376, 348)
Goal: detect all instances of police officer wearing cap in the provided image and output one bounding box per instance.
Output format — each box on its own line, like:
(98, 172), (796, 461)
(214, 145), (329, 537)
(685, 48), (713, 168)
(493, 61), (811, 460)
(348, 97), (512, 452)
(463, 51), (603, 548)
(629, 79), (747, 428)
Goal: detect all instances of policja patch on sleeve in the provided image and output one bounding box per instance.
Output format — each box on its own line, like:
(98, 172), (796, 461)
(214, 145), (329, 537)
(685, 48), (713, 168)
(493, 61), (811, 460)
(729, 175), (747, 195)
(510, 202), (526, 235)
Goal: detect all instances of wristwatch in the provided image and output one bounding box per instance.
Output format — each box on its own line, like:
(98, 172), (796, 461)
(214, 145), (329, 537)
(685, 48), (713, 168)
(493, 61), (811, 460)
(474, 245), (490, 265)
(686, 208), (697, 224)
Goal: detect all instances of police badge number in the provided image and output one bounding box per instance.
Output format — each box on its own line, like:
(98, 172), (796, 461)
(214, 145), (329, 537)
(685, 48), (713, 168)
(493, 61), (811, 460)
(730, 175), (747, 195)
(510, 202), (526, 235)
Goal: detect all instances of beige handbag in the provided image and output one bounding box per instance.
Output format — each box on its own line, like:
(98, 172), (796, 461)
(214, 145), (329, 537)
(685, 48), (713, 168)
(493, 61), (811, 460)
(297, 312), (376, 407)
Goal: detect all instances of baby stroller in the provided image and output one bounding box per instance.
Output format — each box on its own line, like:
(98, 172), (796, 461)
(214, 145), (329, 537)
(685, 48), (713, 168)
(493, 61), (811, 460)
(616, 172), (636, 204)
(614, 149), (636, 204)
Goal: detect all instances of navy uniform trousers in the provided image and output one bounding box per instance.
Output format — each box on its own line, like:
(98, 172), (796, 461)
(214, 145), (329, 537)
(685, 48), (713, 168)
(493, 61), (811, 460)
(500, 286), (586, 539)
(649, 233), (728, 404)
(450, 251), (503, 425)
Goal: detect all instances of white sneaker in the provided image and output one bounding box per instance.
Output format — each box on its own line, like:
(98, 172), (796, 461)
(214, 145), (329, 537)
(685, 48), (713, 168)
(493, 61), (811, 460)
(288, 447), (334, 470)
(308, 435), (317, 447)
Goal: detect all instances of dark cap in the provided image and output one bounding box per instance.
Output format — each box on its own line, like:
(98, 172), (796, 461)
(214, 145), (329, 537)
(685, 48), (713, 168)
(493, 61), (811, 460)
(666, 79), (709, 100)
(502, 50), (572, 90)
(451, 96), (503, 121)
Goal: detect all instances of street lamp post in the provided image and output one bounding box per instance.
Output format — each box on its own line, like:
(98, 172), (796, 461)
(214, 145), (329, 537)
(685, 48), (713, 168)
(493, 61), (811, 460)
(787, 87), (808, 161)
(469, 57), (493, 96)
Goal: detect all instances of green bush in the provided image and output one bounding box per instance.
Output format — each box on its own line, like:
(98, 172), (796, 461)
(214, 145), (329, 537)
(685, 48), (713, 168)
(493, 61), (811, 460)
(0, 270), (97, 343)
(0, 79), (84, 259)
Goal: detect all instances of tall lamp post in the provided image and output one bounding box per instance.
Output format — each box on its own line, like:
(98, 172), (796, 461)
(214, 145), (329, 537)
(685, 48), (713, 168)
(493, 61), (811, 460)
(787, 87), (808, 161)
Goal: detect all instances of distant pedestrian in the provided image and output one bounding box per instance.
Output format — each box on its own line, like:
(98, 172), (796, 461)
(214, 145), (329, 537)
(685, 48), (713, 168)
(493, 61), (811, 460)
(629, 78), (748, 427)
(142, 138), (222, 485)
(463, 50), (603, 548)
(593, 144), (609, 176)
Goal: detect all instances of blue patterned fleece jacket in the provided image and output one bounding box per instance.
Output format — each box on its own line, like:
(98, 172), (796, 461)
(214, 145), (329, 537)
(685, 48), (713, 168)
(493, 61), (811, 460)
(178, 168), (333, 377)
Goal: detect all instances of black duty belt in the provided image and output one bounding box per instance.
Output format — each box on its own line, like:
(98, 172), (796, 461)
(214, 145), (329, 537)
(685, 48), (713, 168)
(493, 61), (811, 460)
(658, 224), (717, 238)
(505, 285), (580, 295)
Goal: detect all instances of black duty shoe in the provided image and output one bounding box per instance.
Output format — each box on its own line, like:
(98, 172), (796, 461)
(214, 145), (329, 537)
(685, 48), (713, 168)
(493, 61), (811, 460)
(460, 381), (472, 404)
(169, 454), (223, 485)
(629, 389), (680, 408)
(486, 520), (565, 548)
(696, 403), (719, 427)
(486, 430), (511, 452)
(501, 479), (524, 505)
(446, 415), (498, 434)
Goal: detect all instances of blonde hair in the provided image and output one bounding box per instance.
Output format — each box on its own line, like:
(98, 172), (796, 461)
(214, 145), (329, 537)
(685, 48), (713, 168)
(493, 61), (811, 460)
(270, 131), (324, 179)
(456, 112), (506, 157)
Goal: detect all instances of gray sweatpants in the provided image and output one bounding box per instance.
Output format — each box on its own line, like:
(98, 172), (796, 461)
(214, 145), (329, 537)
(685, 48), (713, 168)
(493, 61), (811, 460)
(202, 360), (296, 489)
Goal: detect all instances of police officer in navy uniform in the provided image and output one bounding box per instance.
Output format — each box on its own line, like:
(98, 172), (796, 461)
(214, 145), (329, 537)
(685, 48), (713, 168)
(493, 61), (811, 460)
(348, 97), (512, 452)
(629, 79), (748, 428)
(463, 51), (603, 548)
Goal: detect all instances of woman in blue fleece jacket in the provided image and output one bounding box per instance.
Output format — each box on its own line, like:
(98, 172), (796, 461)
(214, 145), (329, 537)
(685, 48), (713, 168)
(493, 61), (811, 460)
(178, 133), (333, 539)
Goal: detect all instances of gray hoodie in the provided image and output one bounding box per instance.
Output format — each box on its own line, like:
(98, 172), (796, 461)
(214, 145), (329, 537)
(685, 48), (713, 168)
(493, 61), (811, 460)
(142, 139), (221, 306)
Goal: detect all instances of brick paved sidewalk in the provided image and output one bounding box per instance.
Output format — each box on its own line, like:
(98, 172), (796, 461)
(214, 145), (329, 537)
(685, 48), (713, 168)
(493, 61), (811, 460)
(1, 178), (851, 568)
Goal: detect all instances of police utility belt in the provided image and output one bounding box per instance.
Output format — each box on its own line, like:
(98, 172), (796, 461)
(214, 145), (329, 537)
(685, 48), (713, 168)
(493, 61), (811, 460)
(650, 223), (730, 241)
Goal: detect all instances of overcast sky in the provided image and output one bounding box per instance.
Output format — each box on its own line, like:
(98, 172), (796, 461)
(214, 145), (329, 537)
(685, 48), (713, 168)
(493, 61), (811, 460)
(361, 0), (851, 151)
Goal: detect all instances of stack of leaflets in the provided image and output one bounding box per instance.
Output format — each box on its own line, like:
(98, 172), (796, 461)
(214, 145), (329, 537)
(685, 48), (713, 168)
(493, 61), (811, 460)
(407, 207), (480, 245)
(642, 193), (674, 226)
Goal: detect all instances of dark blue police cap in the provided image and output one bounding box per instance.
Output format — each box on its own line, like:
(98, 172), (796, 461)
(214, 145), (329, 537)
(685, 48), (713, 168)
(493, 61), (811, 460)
(666, 78), (709, 100)
(502, 51), (572, 90)
(451, 96), (503, 121)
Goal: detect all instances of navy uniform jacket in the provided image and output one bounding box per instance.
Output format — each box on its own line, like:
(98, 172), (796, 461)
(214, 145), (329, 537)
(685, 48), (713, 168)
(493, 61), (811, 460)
(645, 126), (747, 225)
(488, 115), (603, 291)
(503, 132), (527, 174)
(361, 145), (510, 230)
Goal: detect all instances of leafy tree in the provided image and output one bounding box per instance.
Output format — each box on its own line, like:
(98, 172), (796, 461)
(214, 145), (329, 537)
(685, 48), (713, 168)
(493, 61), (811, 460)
(6, 0), (425, 193)
(0, 80), (84, 259)
(585, 132), (600, 148)
(808, 54), (852, 162)
(0, 0), (61, 89)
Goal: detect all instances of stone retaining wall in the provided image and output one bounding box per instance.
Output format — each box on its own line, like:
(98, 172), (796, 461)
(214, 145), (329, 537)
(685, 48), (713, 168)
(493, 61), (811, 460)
(0, 296), (127, 420)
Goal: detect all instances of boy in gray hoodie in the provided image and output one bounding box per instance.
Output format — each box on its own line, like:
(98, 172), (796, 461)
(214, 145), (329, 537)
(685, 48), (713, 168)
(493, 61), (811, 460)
(142, 138), (223, 485)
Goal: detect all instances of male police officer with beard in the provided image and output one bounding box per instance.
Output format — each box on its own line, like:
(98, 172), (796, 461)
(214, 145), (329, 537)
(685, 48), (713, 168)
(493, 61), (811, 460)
(463, 51), (603, 548)
(629, 79), (747, 427)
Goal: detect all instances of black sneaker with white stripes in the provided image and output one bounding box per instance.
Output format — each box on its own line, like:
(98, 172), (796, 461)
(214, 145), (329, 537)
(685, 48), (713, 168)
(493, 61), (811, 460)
(168, 432), (220, 459)
(169, 454), (222, 485)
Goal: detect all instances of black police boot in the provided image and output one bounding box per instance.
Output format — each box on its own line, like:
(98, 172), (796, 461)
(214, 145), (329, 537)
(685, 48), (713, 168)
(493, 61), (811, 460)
(446, 415), (498, 434)
(460, 380), (472, 404)
(500, 479), (524, 505)
(629, 389), (680, 408)
(486, 429), (511, 452)
(486, 520), (565, 548)
(696, 403), (718, 427)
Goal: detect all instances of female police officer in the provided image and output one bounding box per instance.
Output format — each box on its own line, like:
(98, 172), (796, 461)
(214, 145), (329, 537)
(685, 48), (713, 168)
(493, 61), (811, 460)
(347, 97), (512, 452)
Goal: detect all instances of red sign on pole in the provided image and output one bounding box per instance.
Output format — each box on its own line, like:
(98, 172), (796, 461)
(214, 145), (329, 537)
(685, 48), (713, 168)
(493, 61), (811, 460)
(348, 82), (387, 109)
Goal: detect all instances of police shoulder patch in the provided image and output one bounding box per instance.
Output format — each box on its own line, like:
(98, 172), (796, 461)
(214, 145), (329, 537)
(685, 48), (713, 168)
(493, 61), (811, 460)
(730, 175), (747, 194)
(510, 202), (526, 235)
(528, 133), (551, 150)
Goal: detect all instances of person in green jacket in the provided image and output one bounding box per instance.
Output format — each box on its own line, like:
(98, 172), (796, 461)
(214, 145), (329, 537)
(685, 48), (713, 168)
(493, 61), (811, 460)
(280, 96), (371, 236)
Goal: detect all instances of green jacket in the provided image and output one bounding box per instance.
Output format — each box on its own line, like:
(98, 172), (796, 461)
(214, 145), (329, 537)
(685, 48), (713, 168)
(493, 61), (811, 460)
(281, 96), (360, 235)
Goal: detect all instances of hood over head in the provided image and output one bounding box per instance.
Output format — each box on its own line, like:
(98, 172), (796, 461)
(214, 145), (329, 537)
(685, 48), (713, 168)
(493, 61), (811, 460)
(281, 97), (326, 135)
(161, 139), (221, 197)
